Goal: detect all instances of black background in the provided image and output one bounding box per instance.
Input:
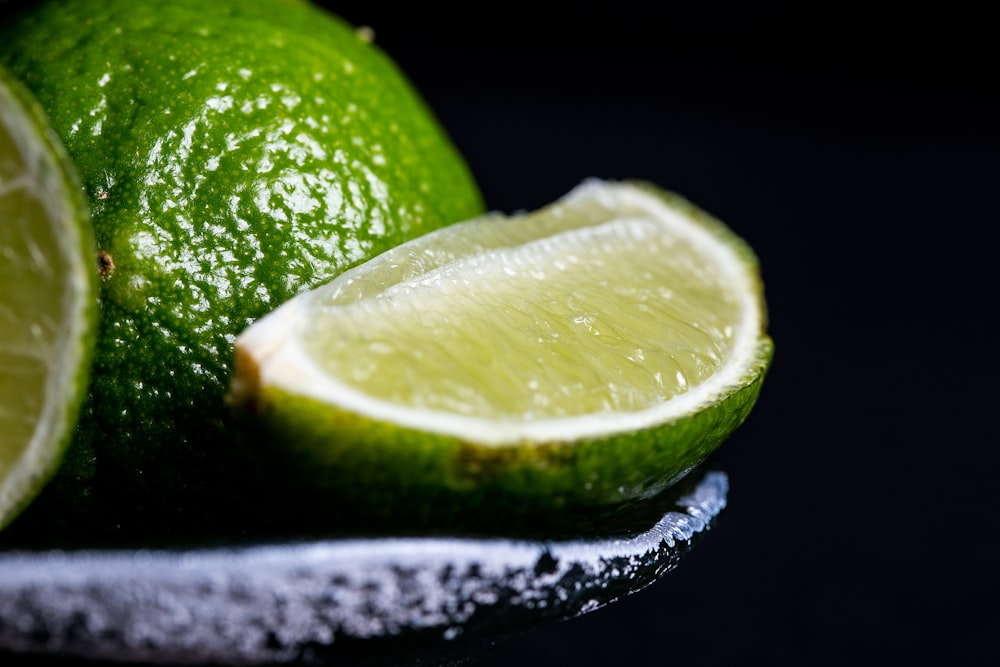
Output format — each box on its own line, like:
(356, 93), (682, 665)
(319, 3), (999, 666)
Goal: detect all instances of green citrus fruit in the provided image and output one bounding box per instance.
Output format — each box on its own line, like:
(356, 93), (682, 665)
(0, 0), (483, 543)
(0, 66), (96, 533)
(229, 179), (773, 535)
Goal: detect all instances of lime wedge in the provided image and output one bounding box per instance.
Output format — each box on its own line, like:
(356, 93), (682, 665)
(230, 179), (772, 529)
(0, 67), (96, 532)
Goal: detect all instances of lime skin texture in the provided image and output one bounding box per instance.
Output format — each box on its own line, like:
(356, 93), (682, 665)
(0, 0), (484, 545)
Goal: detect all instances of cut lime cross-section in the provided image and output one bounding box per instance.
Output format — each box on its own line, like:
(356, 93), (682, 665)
(0, 67), (96, 532)
(229, 179), (772, 533)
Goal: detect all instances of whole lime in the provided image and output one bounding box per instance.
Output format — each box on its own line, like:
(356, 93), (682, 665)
(0, 0), (483, 544)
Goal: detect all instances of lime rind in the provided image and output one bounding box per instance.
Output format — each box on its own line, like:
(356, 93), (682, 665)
(0, 67), (96, 531)
(249, 336), (770, 511)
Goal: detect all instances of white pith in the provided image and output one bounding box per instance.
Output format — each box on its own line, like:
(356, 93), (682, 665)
(234, 180), (764, 445)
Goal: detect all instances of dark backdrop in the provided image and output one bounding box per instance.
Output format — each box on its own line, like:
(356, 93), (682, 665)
(318, 4), (998, 665)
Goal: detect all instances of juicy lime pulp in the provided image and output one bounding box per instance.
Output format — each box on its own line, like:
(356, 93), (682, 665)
(0, 0), (484, 543)
(230, 180), (773, 534)
(0, 67), (95, 532)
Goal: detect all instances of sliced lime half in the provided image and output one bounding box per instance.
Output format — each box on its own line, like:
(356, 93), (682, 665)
(0, 67), (96, 532)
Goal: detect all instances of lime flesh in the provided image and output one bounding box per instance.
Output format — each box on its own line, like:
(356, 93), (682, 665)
(0, 67), (95, 532)
(231, 180), (773, 534)
(302, 200), (739, 421)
